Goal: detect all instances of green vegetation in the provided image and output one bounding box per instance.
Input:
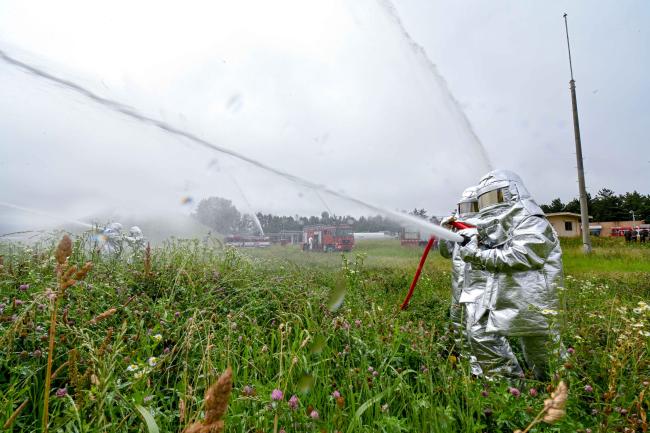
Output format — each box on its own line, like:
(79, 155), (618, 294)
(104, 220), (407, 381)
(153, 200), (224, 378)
(1, 236), (649, 432)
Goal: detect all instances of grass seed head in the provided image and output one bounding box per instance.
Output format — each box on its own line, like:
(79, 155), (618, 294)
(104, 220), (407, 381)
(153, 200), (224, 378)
(55, 235), (72, 265)
(183, 367), (232, 433)
(89, 308), (118, 325)
(542, 381), (568, 424)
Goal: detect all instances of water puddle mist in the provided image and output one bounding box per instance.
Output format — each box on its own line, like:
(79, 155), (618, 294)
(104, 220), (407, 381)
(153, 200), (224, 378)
(0, 0), (491, 243)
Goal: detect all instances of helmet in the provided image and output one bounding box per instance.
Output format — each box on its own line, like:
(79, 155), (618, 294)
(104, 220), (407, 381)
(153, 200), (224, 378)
(476, 170), (531, 211)
(129, 226), (143, 237)
(457, 186), (479, 218)
(106, 222), (123, 232)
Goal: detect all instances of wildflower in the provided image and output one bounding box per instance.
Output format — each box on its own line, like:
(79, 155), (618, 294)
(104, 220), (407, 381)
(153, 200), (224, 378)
(44, 288), (57, 301)
(14, 299), (24, 306)
(309, 409), (319, 420)
(529, 388), (538, 397)
(288, 394), (299, 410)
(279, 429), (286, 433)
(238, 335), (243, 342)
(584, 384), (593, 393)
(152, 334), (163, 342)
(509, 387), (521, 397)
(55, 387), (68, 398)
(134, 371), (145, 379)
(242, 385), (255, 397)
(271, 389), (283, 401)
(381, 403), (389, 413)
(541, 309), (558, 316)
(163, 347), (171, 354)
(367, 366), (374, 373)
(32, 349), (42, 358)
(332, 390), (341, 398)
(355, 319), (362, 327)
(147, 357), (158, 367)
(372, 370), (379, 377)
(420, 365), (429, 373)
(19, 284), (29, 291)
(481, 390), (489, 397)
(567, 347), (575, 355)
(174, 311), (180, 318)
(143, 395), (154, 403)
(126, 364), (139, 372)
(261, 345), (269, 353)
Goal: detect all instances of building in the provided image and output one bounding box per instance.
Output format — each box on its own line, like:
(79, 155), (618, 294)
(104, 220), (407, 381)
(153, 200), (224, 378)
(546, 212), (590, 237)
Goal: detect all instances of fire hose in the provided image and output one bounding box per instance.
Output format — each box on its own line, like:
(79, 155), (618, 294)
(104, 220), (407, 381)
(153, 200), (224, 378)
(399, 221), (474, 310)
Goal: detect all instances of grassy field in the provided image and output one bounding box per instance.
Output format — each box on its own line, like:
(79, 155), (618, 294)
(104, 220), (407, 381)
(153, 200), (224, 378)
(1, 235), (649, 432)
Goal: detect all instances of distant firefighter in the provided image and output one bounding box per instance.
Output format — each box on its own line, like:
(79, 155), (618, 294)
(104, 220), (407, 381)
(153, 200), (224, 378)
(124, 226), (146, 251)
(100, 222), (124, 256)
(459, 170), (563, 380)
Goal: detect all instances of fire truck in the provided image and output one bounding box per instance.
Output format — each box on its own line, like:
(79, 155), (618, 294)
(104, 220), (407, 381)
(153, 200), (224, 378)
(303, 225), (354, 252)
(400, 227), (436, 247)
(610, 227), (633, 237)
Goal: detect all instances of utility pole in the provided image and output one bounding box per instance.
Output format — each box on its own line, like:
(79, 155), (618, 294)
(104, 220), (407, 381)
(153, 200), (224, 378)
(563, 13), (592, 254)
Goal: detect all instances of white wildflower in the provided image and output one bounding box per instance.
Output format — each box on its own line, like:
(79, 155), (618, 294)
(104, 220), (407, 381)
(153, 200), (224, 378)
(148, 356), (158, 367)
(152, 334), (163, 342)
(126, 364), (139, 372)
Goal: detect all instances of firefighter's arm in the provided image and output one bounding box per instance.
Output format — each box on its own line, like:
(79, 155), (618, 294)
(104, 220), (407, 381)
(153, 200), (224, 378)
(459, 216), (556, 272)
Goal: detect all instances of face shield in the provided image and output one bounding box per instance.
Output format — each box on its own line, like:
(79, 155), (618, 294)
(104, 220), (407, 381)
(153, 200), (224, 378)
(477, 188), (508, 210)
(457, 200), (479, 217)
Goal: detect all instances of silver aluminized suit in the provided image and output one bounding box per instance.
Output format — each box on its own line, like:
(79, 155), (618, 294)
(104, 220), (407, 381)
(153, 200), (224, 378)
(439, 187), (482, 376)
(459, 170), (563, 380)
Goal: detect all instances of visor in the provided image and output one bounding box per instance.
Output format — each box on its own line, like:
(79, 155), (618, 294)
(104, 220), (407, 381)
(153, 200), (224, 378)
(458, 201), (479, 216)
(477, 188), (506, 210)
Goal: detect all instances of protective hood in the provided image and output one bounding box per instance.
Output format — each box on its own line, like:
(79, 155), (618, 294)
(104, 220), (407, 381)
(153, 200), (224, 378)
(474, 170), (544, 247)
(457, 185), (479, 223)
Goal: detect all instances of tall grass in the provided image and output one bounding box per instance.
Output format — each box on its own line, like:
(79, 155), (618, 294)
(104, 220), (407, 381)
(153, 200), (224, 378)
(0, 236), (648, 432)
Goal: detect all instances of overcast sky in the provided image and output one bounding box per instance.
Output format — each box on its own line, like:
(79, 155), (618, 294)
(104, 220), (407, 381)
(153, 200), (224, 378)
(0, 1), (647, 233)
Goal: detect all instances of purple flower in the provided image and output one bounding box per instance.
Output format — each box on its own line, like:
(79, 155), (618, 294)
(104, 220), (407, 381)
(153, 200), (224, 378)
(355, 319), (362, 328)
(288, 394), (299, 410)
(143, 395), (154, 403)
(19, 284), (29, 291)
(242, 385), (255, 397)
(481, 390), (489, 397)
(271, 389), (283, 401)
(509, 387), (521, 398)
(367, 366), (374, 373)
(174, 311), (181, 318)
(332, 390), (341, 398)
(372, 370), (379, 377)
(309, 409), (319, 420)
(55, 387), (68, 398)
(32, 349), (42, 358)
(163, 347), (171, 354)
(567, 347), (575, 355)
(584, 384), (593, 393)
(14, 299), (24, 306)
(529, 388), (538, 397)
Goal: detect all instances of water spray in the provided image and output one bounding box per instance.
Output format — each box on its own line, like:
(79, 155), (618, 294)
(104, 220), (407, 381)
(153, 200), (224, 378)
(0, 48), (463, 243)
(0, 200), (93, 229)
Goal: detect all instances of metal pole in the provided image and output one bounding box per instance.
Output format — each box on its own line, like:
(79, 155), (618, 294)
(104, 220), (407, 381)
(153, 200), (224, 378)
(564, 13), (592, 254)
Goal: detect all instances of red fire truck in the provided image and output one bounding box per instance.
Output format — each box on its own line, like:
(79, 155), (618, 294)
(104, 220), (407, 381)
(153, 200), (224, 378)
(303, 225), (354, 252)
(610, 227), (633, 237)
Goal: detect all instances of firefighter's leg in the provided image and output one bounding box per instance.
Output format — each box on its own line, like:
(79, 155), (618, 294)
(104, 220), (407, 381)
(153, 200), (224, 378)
(519, 331), (562, 381)
(467, 309), (523, 379)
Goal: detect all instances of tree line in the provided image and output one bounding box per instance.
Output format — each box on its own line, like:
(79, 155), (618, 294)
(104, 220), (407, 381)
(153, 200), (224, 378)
(540, 189), (649, 222)
(192, 196), (427, 235)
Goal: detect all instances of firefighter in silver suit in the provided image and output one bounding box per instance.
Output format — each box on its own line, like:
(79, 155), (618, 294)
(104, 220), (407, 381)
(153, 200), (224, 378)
(439, 186), (482, 376)
(101, 222), (124, 256)
(125, 226), (146, 251)
(459, 169), (563, 380)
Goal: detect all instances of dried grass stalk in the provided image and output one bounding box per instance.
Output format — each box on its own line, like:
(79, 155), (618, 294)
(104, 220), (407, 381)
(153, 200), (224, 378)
(183, 367), (232, 433)
(50, 360), (69, 381)
(90, 308), (118, 325)
(74, 262), (93, 280)
(3, 399), (29, 429)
